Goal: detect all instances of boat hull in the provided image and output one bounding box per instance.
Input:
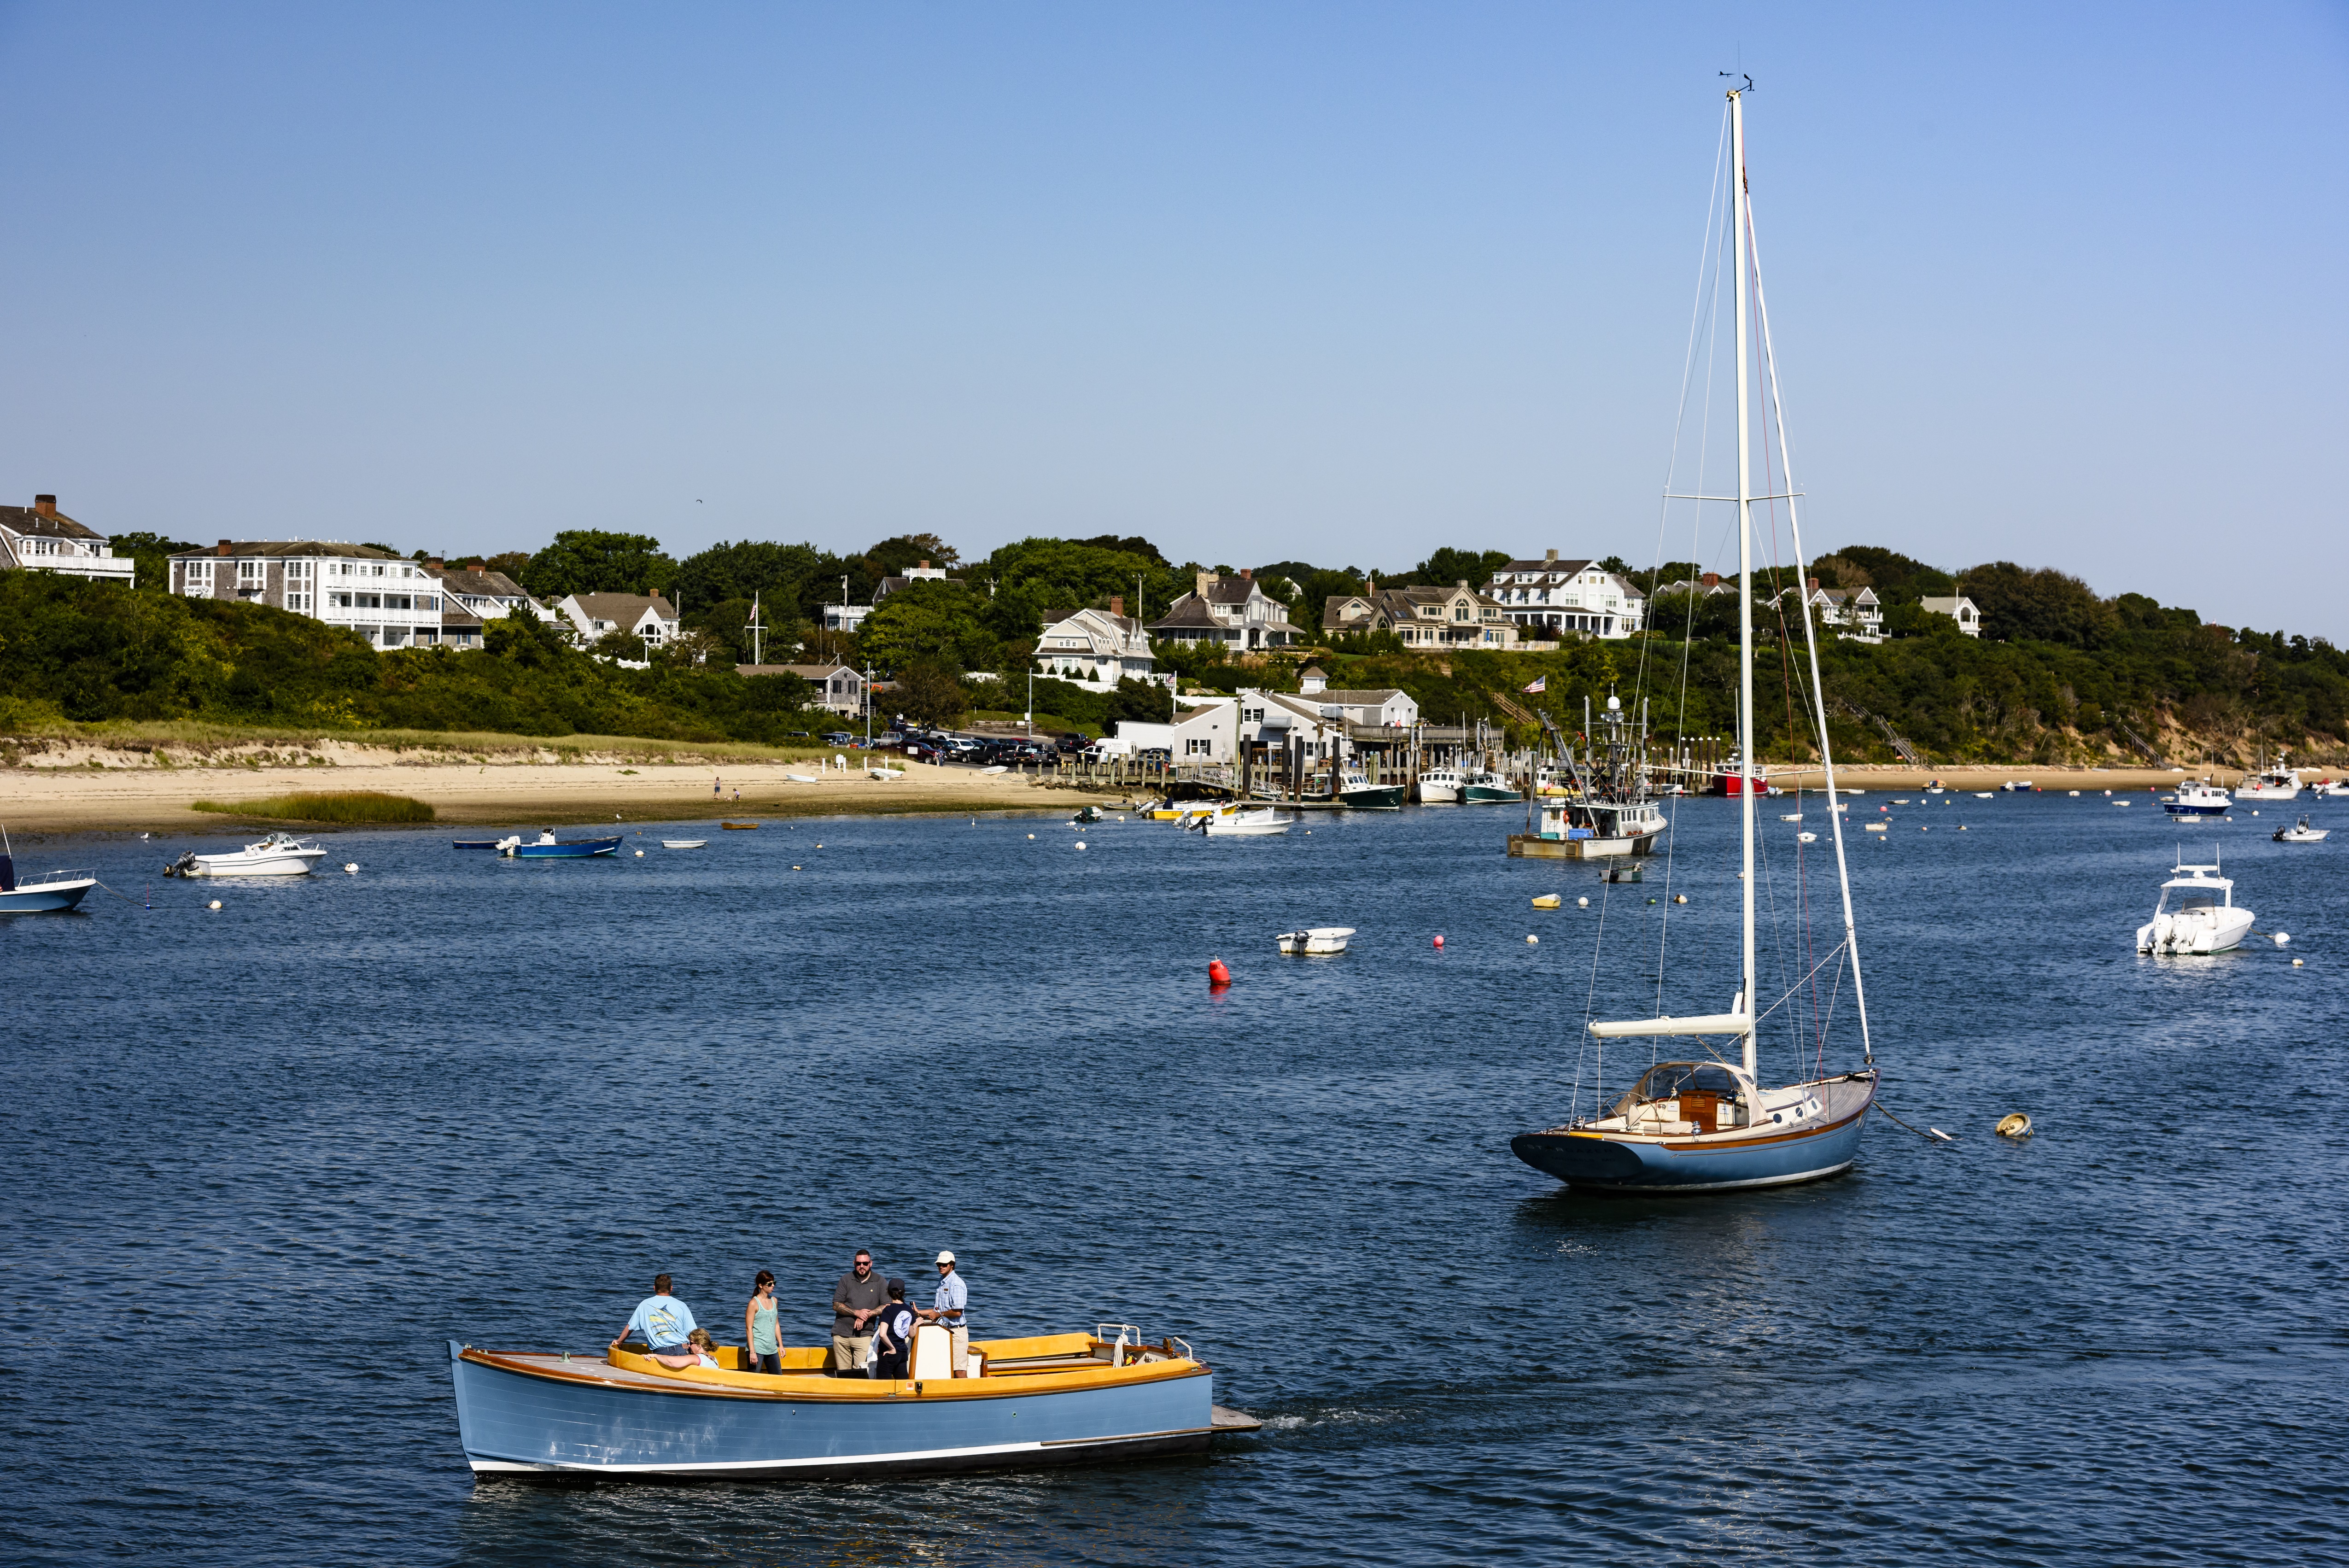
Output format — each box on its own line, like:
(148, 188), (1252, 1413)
(188, 851), (324, 876)
(0, 878), (96, 913)
(508, 837), (623, 859)
(449, 1344), (1213, 1481)
(1339, 785), (1405, 810)
(1416, 780), (1461, 804)
(1462, 785), (1523, 804)
(1511, 1077), (1875, 1192)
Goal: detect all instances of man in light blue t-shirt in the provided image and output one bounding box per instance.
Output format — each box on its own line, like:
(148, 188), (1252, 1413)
(611, 1272), (699, 1352)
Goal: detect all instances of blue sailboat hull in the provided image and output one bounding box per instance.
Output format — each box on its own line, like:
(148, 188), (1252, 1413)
(1512, 1079), (1875, 1193)
(449, 1343), (1215, 1480)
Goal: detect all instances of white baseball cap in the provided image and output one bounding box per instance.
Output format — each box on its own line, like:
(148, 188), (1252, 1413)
(935, 1250), (956, 1264)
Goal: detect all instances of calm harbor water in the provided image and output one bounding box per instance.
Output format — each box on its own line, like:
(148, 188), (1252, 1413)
(4, 789), (2344, 1565)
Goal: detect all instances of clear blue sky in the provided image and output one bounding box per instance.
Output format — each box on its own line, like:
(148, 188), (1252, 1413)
(2, 3), (2342, 633)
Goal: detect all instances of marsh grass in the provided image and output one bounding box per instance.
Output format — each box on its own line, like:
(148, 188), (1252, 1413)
(191, 790), (436, 824)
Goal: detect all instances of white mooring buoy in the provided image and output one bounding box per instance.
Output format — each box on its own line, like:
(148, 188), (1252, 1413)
(208, 899), (222, 910)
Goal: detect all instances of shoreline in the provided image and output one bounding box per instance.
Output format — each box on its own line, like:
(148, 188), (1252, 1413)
(0, 749), (2244, 837)
(0, 755), (1098, 836)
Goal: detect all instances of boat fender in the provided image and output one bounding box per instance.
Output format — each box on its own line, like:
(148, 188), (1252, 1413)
(1996, 1112), (2033, 1139)
(1208, 958), (1231, 987)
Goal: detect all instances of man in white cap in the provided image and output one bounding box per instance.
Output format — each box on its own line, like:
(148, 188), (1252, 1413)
(918, 1250), (970, 1375)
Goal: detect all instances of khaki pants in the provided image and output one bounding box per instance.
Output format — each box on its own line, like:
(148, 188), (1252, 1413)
(831, 1334), (873, 1373)
(949, 1325), (970, 1376)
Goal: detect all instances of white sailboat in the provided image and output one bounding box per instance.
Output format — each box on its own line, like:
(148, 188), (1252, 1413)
(1514, 82), (1878, 1193)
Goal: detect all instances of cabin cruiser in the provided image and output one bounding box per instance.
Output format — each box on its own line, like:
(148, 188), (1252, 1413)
(1336, 770), (1404, 810)
(2136, 857), (2255, 954)
(2233, 764), (2302, 801)
(164, 831), (326, 877)
(1461, 769), (1522, 804)
(2163, 779), (2232, 819)
(1415, 766), (1463, 804)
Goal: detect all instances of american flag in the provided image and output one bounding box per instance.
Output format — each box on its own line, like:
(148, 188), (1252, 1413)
(1521, 676), (1546, 693)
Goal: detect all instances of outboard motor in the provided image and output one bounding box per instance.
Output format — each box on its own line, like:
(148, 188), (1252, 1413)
(164, 850), (198, 878)
(0, 852), (14, 893)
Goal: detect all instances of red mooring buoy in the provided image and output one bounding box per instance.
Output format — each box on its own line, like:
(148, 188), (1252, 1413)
(1432, 934), (1445, 949)
(1208, 958), (1231, 987)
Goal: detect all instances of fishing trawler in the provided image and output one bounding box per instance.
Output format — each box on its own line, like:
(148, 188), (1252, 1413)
(1512, 82), (1878, 1191)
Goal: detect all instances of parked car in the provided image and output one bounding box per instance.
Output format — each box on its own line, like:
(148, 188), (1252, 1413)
(904, 739), (951, 763)
(1136, 747), (1172, 764)
(822, 732), (854, 746)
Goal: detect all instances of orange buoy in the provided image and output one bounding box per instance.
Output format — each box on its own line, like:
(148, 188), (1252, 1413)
(1208, 958), (1231, 987)
(1432, 934), (1444, 948)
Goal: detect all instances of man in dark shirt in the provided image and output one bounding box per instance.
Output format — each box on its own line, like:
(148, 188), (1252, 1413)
(830, 1249), (888, 1374)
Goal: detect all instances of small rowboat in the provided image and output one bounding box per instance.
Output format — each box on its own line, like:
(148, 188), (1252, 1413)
(662, 839), (707, 850)
(1276, 925), (1354, 955)
(721, 822), (759, 830)
(783, 772), (819, 783)
(447, 1323), (1255, 1480)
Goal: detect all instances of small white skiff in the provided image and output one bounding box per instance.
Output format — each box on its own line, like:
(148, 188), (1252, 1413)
(167, 831), (325, 878)
(1276, 926), (1354, 955)
(2272, 816), (2327, 844)
(1198, 807), (1291, 837)
(662, 839), (707, 850)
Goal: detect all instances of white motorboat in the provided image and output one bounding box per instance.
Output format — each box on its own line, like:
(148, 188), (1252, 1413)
(1198, 807), (1291, 837)
(662, 839), (707, 849)
(0, 829), (96, 912)
(1416, 767), (1463, 804)
(2136, 857), (2255, 955)
(2234, 762), (2302, 801)
(2000, 780), (2034, 792)
(2164, 779), (2232, 818)
(2273, 816), (2327, 843)
(166, 831), (325, 878)
(1275, 925), (1353, 955)
(2309, 778), (2349, 799)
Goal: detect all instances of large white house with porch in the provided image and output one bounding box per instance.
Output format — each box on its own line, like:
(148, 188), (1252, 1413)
(1482, 551), (1645, 638)
(554, 592), (680, 650)
(169, 539), (479, 648)
(1145, 570), (1300, 650)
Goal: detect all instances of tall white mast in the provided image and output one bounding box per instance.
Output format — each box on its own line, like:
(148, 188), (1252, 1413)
(1732, 85), (1757, 1079)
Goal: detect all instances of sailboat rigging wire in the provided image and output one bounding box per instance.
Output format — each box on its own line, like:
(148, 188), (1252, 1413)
(1648, 110), (1736, 1015)
(1746, 167), (1876, 1066)
(1749, 938), (1850, 1030)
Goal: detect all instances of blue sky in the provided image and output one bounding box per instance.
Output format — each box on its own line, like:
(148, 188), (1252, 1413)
(2, 3), (2342, 633)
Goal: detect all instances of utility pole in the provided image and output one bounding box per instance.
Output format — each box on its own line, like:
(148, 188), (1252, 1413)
(749, 591), (763, 667)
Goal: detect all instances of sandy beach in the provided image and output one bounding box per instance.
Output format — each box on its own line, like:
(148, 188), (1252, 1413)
(0, 743), (1089, 835)
(0, 735), (2234, 837)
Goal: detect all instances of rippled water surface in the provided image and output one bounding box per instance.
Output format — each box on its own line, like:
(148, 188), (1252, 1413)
(5, 791), (2344, 1565)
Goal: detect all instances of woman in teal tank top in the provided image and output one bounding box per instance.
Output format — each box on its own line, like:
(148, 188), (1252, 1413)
(743, 1270), (783, 1374)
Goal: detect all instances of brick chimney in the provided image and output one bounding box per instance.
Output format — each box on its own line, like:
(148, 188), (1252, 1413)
(917, 560), (929, 570)
(468, 559), (485, 571)
(1109, 595), (1124, 618)
(1196, 570), (1214, 598)
(1702, 571), (1719, 589)
(1239, 567), (1250, 579)
(428, 558), (445, 571)
(217, 539), (232, 557)
(1808, 576), (1820, 592)
(32, 494), (56, 517)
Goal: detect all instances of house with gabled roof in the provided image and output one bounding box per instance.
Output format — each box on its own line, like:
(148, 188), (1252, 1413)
(1767, 577), (1884, 641)
(554, 592), (680, 650)
(1145, 569), (1298, 650)
(1482, 550), (1644, 638)
(1321, 579), (1520, 649)
(1919, 596), (1982, 637)
(0, 496), (135, 585)
(1035, 598), (1168, 686)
